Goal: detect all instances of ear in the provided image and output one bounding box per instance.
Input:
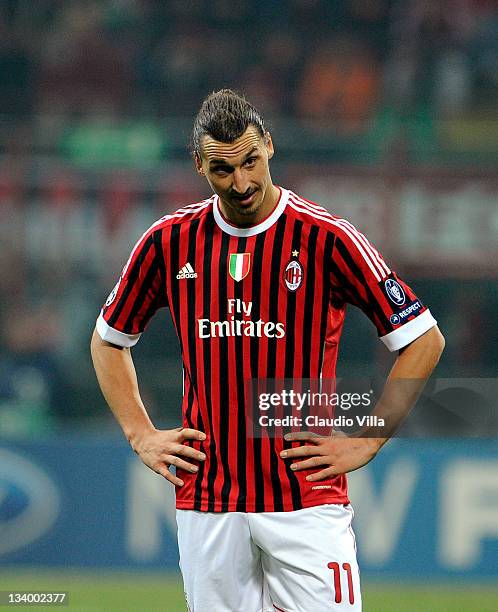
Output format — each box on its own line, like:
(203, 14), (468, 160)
(264, 132), (275, 160)
(194, 152), (205, 176)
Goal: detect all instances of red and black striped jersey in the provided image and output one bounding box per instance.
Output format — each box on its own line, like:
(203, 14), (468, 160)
(97, 188), (436, 512)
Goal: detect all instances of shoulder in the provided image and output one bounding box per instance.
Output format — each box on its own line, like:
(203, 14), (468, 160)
(285, 191), (385, 271)
(285, 190), (351, 239)
(147, 195), (214, 235)
(286, 191), (391, 281)
(122, 196), (213, 271)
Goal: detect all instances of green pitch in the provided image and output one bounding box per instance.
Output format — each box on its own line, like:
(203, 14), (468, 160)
(1, 571), (497, 611)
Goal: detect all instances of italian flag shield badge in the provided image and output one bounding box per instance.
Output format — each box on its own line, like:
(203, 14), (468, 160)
(229, 253), (251, 281)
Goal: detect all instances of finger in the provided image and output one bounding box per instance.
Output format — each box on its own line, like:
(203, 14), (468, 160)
(178, 428), (207, 442)
(156, 464), (184, 487)
(284, 431), (323, 443)
(174, 445), (206, 462)
(280, 445), (320, 459)
(289, 456), (327, 471)
(305, 466), (339, 482)
(166, 455), (199, 474)
(330, 429), (348, 438)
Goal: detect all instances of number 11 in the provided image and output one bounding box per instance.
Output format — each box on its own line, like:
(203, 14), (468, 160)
(327, 561), (355, 604)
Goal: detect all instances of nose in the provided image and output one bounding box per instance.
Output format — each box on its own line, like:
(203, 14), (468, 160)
(232, 168), (250, 195)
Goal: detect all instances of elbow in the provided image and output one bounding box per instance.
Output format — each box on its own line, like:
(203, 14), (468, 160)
(90, 327), (126, 354)
(90, 327), (102, 357)
(433, 326), (445, 357)
(402, 325), (445, 364)
(427, 325), (445, 367)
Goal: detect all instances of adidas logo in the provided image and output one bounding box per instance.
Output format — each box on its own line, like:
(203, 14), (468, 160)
(176, 262), (198, 279)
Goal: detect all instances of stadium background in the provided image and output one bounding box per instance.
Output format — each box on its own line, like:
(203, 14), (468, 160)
(0, 1), (497, 610)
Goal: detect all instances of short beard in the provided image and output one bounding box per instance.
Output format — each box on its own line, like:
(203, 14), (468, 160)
(235, 202), (261, 216)
(226, 198), (262, 217)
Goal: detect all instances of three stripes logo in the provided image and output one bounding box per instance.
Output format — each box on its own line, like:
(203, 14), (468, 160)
(176, 262), (198, 279)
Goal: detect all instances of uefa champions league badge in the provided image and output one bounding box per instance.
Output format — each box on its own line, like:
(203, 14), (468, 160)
(384, 278), (406, 306)
(105, 277), (122, 307)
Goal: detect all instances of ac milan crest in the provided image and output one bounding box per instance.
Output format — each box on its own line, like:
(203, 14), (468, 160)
(283, 260), (304, 291)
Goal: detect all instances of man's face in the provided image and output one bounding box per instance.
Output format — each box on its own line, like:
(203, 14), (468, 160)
(196, 126), (275, 223)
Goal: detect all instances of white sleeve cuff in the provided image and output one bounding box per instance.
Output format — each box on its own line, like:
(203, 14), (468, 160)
(96, 313), (142, 348)
(380, 309), (437, 352)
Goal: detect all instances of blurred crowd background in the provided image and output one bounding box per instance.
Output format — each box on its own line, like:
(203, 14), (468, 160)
(2, 0), (498, 123)
(0, 0), (497, 434)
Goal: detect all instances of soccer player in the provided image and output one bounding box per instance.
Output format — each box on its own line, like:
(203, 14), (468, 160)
(91, 89), (444, 611)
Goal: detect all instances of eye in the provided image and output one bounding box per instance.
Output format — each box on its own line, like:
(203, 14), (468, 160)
(244, 156), (257, 167)
(212, 165), (232, 175)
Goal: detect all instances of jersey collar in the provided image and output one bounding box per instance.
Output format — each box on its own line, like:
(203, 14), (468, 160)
(213, 188), (289, 237)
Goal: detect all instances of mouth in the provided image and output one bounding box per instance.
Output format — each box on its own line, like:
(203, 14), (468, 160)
(231, 189), (258, 207)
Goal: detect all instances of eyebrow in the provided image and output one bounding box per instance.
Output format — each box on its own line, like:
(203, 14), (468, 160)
(208, 146), (259, 166)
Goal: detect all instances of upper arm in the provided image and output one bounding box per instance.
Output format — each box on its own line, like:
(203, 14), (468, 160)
(96, 225), (168, 348)
(398, 324), (445, 355)
(91, 327), (126, 351)
(329, 221), (438, 352)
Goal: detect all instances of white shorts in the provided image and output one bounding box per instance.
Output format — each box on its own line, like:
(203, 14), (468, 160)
(176, 504), (361, 612)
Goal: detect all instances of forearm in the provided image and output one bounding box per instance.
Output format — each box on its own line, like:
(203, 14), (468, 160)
(90, 328), (154, 447)
(366, 325), (445, 448)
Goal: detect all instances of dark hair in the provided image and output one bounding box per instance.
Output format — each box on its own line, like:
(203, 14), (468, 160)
(191, 89), (266, 158)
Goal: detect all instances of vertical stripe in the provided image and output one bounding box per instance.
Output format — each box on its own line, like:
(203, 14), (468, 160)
(318, 232), (334, 375)
(282, 219), (303, 510)
(284, 221), (303, 378)
(309, 229), (326, 376)
(191, 216), (208, 509)
(291, 223), (310, 380)
(235, 236), (248, 511)
(265, 215), (287, 511)
(301, 225), (319, 378)
(226, 234), (241, 509)
(153, 229), (167, 303)
(218, 230), (232, 511)
(168, 225), (182, 340)
(274, 219), (293, 378)
(257, 226), (276, 510)
(249, 231), (266, 510)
